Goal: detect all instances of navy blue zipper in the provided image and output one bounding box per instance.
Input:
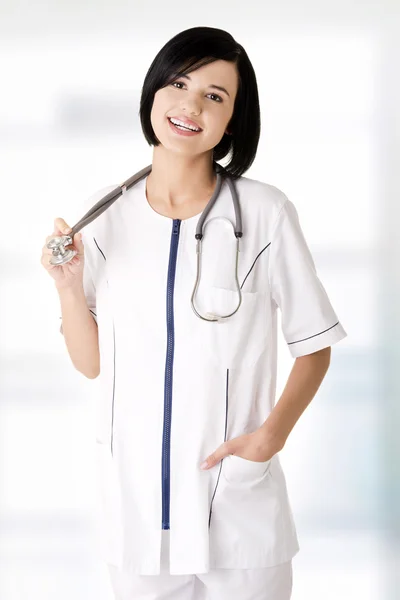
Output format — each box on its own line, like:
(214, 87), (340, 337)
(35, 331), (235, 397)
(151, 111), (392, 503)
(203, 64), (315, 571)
(162, 218), (181, 529)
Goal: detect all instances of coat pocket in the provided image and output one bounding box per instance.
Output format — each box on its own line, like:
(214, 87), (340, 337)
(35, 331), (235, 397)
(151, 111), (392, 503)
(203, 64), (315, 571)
(205, 287), (267, 369)
(222, 454), (272, 484)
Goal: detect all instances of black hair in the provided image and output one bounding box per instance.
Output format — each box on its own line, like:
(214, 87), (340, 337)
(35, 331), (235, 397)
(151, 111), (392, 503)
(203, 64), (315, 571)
(139, 26), (261, 179)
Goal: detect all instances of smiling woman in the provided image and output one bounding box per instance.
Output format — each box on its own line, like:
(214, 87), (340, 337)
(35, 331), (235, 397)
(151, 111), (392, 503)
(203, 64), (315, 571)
(46, 24), (348, 600)
(139, 26), (261, 182)
(148, 59), (240, 177)
(138, 30), (260, 222)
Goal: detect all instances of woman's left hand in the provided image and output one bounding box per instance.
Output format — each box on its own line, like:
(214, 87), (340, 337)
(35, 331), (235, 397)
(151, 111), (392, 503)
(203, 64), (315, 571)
(200, 426), (282, 470)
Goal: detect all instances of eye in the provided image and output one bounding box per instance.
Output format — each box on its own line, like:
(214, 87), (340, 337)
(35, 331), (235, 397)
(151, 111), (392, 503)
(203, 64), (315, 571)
(208, 93), (223, 103)
(170, 81), (223, 103)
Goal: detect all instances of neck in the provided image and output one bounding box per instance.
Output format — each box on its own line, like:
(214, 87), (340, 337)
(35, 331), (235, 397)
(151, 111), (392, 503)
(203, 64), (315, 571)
(146, 146), (217, 207)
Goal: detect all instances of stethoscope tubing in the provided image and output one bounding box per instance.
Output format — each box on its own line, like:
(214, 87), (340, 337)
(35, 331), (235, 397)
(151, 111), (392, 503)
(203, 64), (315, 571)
(47, 162), (243, 322)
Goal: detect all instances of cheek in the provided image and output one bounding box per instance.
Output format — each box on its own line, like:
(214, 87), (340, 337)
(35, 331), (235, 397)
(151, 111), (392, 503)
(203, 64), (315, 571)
(150, 98), (162, 126)
(149, 109), (167, 143)
(207, 114), (230, 144)
(150, 90), (168, 122)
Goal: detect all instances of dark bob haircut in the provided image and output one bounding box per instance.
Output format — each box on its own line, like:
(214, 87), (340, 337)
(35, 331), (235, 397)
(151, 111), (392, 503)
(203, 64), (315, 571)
(139, 26), (261, 180)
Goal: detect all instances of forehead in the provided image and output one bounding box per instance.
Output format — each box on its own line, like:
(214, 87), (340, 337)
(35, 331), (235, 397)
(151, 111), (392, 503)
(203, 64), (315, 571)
(175, 60), (239, 94)
(189, 59), (237, 77)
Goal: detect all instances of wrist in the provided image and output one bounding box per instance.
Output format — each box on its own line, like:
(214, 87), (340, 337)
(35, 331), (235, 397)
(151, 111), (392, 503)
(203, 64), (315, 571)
(55, 280), (84, 296)
(259, 421), (286, 453)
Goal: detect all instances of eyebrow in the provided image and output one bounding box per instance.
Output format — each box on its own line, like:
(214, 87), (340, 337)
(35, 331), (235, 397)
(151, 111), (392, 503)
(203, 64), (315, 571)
(176, 73), (230, 98)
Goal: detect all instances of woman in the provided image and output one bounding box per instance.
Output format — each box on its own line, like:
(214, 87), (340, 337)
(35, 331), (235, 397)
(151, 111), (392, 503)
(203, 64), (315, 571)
(42, 26), (347, 600)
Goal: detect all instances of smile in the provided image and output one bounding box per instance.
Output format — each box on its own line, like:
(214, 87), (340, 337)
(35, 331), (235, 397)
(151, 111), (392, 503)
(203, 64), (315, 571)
(167, 117), (202, 136)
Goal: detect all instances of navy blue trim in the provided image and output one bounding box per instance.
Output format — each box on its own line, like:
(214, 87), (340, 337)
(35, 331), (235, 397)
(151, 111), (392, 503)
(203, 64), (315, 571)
(288, 321), (339, 345)
(162, 219), (181, 530)
(208, 368), (229, 528)
(93, 237), (106, 261)
(240, 242), (271, 289)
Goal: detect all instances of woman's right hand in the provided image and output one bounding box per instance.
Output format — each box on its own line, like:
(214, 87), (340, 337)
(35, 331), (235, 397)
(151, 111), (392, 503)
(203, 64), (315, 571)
(41, 218), (85, 290)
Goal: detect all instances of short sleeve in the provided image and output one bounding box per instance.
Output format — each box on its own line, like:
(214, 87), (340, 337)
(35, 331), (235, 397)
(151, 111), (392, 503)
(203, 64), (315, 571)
(268, 198), (347, 358)
(59, 229), (98, 335)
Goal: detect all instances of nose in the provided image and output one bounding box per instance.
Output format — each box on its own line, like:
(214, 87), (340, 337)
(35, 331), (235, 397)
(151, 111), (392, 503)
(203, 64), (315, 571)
(180, 95), (202, 116)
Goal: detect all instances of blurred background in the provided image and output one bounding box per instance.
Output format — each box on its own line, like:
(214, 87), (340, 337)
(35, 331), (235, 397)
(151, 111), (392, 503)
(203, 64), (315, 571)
(0, 1), (399, 599)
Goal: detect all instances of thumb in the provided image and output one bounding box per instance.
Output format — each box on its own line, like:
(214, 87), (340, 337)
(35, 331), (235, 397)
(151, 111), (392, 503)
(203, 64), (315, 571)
(200, 443), (231, 470)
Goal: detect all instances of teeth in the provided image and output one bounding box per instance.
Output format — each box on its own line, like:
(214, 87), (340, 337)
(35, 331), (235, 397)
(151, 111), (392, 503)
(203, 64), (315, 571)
(169, 117), (200, 132)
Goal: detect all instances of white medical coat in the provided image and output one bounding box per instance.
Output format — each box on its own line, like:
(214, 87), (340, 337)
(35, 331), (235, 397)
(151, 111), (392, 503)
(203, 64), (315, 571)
(61, 172), (347, 575)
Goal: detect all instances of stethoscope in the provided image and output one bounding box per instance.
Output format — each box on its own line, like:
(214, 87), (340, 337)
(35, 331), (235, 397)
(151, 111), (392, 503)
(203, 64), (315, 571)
(47, 162), (243, 322)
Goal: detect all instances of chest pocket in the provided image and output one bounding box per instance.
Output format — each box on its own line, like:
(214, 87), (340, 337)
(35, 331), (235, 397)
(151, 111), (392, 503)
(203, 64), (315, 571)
(201, 286), (268, 370)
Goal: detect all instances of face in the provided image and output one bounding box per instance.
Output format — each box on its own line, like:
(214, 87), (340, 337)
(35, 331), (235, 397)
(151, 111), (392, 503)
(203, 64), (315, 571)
(150, 59), (239, 158)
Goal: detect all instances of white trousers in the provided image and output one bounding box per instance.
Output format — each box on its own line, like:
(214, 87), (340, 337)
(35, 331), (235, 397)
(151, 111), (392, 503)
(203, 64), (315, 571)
(107, 531), (293, 600)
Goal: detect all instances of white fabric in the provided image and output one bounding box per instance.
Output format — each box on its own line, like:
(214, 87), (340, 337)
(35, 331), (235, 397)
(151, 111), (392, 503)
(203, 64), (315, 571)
(59, 240), (98, 334)
(107, 530), (293, 600)
(60, 173), (347, 575)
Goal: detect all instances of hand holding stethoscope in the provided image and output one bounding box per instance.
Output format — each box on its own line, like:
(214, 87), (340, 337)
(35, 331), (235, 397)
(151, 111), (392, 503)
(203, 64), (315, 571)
(42, 163), (244, 321)
(41, 218), (85, 290)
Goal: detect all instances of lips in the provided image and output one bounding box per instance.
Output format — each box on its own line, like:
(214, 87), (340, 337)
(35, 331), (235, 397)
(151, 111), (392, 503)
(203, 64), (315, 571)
(168, 116), (203, 131)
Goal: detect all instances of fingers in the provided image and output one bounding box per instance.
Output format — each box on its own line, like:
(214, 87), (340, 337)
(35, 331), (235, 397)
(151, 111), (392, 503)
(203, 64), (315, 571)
(54, 218), (72, 235)
(41, 219), (83, 274)
(40, 252), (56, 269)
(200, 442), (232, 470)
(42, 220), (84, 268)
(72, 232), (84, 256)
(44, 219), (72, 244)
(44, 214), (84, 254)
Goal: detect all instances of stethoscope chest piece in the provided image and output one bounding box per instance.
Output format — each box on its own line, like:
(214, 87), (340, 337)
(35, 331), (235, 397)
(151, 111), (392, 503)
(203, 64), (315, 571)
(47, 235), (78, 266)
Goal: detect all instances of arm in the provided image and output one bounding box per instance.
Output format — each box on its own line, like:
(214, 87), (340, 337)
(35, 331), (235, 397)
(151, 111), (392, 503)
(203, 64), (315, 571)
(57, 281), (100, 379)
(200, 195), (347, 469)
(261, 346), (331, 451)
